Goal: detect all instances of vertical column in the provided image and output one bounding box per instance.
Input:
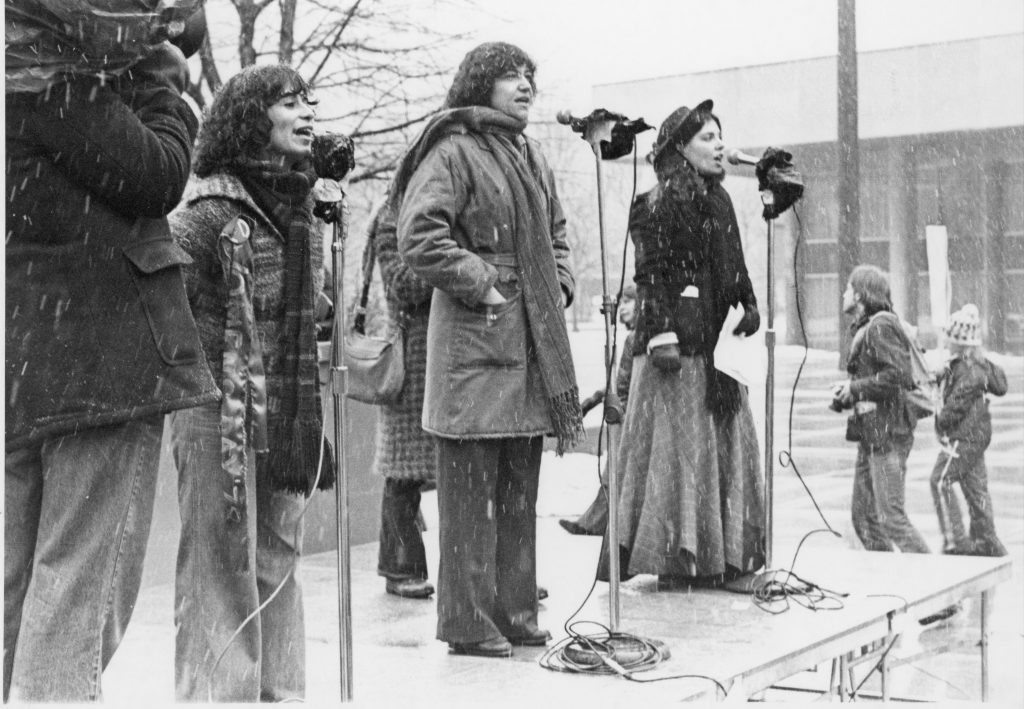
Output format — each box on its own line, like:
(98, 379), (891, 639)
(837, 0), (861, 367)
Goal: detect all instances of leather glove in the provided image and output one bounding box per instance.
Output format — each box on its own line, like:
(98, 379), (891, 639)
(648, 332), (681, 373)
(125, 42), (189, 95)
(733, 303), (760, 336)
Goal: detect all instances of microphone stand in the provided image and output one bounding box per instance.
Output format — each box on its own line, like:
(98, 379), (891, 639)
(576, 114), (626, 630)
(324, 194), (354, 701)
(760, 190), (777, 570)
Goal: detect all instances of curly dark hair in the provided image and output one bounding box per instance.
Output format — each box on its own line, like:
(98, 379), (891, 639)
(193, 64), (313, 177)
(444, 41), (537, 109)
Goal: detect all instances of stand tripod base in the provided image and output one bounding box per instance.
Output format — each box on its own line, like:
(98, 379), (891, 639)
(562, 635), (671, 668)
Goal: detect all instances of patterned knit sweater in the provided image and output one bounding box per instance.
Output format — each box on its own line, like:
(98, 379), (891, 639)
(169, 173), (326, 402)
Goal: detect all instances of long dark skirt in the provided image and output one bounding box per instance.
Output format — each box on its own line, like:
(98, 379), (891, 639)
(607, 354), (765, 580)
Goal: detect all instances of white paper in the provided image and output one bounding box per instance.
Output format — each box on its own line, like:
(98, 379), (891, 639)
(925, 225), (951, 328)
(713, 304), (766, 388)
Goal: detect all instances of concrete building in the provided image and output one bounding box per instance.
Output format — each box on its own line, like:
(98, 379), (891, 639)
(588, 33), (1024, 352)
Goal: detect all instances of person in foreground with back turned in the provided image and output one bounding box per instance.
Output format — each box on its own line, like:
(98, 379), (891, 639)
(5, 32), (219, 701)
(600, 100), (765, 591)
(169, 64), (334, 700)
(396, 41), (583, 658)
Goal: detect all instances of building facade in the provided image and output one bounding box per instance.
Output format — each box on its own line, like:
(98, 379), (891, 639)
(590, 33), (1024, 352)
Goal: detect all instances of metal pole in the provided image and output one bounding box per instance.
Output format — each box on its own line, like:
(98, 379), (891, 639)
(329, 201), (354, 701)
(592, 145), (623, 631)
(837, 0), (861, 368)
(762, 194), (776, 570)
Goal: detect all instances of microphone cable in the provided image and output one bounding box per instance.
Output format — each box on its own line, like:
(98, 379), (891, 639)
(775, 205), (840, 536)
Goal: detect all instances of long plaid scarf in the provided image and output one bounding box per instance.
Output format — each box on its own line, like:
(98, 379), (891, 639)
(391, 107), (584, 453)
(237, 160), (335, 494)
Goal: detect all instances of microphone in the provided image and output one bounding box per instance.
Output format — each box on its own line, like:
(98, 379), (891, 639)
(311, 132), (355, 181)
(555, 108), (654, 160)
(555, 109), (577, 125)
(727, 149), (759, 167)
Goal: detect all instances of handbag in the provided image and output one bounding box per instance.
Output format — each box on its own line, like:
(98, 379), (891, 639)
(343, 230), (405, 405)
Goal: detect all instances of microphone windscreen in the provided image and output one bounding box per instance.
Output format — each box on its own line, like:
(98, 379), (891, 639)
(311, 132), (355, 180)
(555, 110), (574, 125)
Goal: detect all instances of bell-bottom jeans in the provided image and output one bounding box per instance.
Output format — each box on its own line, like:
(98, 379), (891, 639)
(435, 436), (542, 645)
(4, 416), (162, 702)
(170, 403), (305, 702)
(851, 433), (931, 554)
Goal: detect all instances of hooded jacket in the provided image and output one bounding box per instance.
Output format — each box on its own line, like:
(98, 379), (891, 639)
(935, 355), (1008, 446)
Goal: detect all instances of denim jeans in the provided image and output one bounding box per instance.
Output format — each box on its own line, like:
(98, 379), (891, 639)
(930, 441), (1007, 556)
(170, 403), (306, 702)
(4, 416), (162, 702)
(377, 478), (428, 582)
(851, 434), (930, 554)
(435, 436), (542, 645)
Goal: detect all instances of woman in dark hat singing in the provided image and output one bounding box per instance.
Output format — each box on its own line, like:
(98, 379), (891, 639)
(601, 99), (766, 589)
(395, 41), (583, 658)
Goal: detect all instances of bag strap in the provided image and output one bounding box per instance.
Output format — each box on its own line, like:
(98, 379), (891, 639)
(353, 229), (377, 335)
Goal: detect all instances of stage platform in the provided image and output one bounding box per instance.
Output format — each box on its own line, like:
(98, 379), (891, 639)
(291, 543), (1011, 705)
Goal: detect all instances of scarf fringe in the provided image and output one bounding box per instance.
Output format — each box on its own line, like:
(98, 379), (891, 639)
(259, 418), (336, 495)
(552, 387), (585, 456)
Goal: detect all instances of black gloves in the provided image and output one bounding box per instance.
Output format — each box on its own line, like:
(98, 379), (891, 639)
(648, 332), (682, 372)
(125, 42), (189, 95)
(733, 303), (760, 337)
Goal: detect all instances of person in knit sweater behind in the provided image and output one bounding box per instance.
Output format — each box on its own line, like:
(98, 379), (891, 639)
(168, 64), (333, 701)
(930, 304), (1009, 557)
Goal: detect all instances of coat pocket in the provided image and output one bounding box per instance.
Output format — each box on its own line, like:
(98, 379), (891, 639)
(123, 235), (200, 366)
(451, 291), (526, 369)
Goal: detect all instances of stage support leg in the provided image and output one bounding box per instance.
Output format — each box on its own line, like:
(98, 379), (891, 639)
(981, 589), (990, 701)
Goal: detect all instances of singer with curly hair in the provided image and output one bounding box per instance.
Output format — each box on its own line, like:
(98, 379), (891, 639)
(600, 100), (766, 590)
(395, 41), (583, 658)
(168, 64), (333, 701)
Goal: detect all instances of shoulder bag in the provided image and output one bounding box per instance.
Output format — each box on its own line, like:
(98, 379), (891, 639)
(344, 231), (405, 404)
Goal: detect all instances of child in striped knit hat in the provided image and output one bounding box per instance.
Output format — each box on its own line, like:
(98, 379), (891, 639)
(929, 304), (1009, 556)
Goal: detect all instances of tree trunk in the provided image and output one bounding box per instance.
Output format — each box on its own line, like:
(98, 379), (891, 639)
(279, 0), (297, 64)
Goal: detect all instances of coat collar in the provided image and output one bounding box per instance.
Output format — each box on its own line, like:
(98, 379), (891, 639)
(182, 172), (282, 241)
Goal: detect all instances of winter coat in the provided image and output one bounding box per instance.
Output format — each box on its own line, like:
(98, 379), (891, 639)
(397, 131), (573, 439)
(629, 177), (757, 358)
(5, 75), (219, 451)
(846, 309), (916, 448)
(935, 355), (1008, 446)
(372, 204), (436, 481)
(168, 173), (326, 416)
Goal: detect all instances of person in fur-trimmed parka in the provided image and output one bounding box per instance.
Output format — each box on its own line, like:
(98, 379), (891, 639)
(396, 41), (582, 659)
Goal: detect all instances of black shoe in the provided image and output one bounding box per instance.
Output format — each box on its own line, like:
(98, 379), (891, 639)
(385, 578), (434, 599)
(559, 518), (589, 535)
(538, 586), (549, 601)
(919, 603), (960, 626)
(448, 637), (513, 657)
(507, 628), (552, 646)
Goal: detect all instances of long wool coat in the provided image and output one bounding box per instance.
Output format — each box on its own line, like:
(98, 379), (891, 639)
(397, 130), (574, 439)
(5, 75), (219, 450)
(372, 205), (436, 481)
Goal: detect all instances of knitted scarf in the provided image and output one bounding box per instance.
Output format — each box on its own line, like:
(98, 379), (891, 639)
(391, 107), (584, 453)
(655, 159), (744, 422)
(236, 159), (335, 494)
